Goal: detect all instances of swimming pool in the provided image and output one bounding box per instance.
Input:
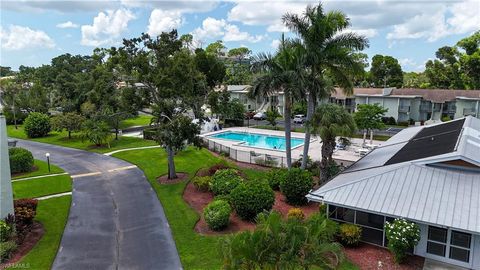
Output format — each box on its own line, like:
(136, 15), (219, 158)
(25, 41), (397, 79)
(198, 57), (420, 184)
(208, 131), (304, 151)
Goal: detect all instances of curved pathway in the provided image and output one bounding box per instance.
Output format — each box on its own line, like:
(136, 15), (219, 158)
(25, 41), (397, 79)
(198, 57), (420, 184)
(17, 139), (182, 270)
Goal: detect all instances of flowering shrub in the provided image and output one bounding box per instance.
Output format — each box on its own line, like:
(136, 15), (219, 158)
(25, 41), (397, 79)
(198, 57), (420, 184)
(287, 208), (305, 220)
(338, 223), (362, 246)
(385, 219), (420, 263)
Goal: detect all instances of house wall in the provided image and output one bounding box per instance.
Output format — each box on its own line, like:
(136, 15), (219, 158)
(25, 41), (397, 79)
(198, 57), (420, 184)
(455, 100), (479, 119)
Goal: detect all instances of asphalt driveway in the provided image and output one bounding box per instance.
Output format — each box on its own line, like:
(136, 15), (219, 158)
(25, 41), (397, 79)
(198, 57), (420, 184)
(17, 139), (182, 270)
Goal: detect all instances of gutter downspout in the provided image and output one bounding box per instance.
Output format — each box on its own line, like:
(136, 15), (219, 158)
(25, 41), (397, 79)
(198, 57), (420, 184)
(476, 100), (479, 118)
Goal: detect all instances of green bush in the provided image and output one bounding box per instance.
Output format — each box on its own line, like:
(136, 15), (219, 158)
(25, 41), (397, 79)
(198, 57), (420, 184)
(339, 223), (362, 246)
(8, 147), (34, 174)
(214, 194), (232, 205)
(0, 220), (13, 242)
(280, 168), (313, 206)
(385, 219), (420, 263)
(203, 200), (232, 231)
(211, 169), (243, 196)
(192, 176), (212, 192)
(0, 241), (17, 263)
(230, 180), (275, 221)
(266, 168), (287, 190)
(23, 112), (51, 138)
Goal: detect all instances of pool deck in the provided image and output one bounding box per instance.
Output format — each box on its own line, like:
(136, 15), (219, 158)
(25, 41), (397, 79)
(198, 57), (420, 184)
(201, 127), (384, 166)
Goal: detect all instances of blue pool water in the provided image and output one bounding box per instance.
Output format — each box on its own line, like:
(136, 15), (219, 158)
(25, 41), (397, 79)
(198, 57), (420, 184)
(209, 131), (304, 151)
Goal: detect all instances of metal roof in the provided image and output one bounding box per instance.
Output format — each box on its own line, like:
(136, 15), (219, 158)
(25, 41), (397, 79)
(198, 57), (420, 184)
(308, 116), (480, 233)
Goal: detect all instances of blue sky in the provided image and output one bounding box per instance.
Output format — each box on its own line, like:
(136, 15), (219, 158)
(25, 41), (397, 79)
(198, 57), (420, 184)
(1, 0), (479, 71)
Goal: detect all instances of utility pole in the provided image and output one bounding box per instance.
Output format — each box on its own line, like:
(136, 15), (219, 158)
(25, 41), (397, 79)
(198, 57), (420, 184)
(0, 114), (14, 219)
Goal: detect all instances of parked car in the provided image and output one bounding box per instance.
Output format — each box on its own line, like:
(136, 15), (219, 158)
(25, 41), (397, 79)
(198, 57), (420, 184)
(244, 111), (255, 120)
(253, 112), (266, 120)
(293, 114), (306, 124)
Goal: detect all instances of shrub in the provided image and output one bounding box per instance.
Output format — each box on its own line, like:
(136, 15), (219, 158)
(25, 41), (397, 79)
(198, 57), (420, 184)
(0, 241), (17, 263)
(8, 147), (34, 174)
(230, 180), (275, 221)
(23, 112), (51, 138)
(385, 219), (420, 263)
(214, 194), (232, 205)
(280, 168), (313, 206)
(81, 120), (112, 147)
(339, 224), (362, 246)
(0, 220), (13, 242)
(211, 169), (243, 196)
(13, 199), (38, 232)
(287, 208), (305, 220)
(441, 115), (452, 122)
(266, 168), (287, 190)
(14, 198), (38, 211)
(192, 176), (212, 192)
(203, 200), (232, 231)
(396, 121), (409, 127)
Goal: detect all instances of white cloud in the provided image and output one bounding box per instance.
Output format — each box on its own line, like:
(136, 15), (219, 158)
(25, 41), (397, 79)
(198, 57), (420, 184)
(81, 9), (135, 47)
(224, 24), (264, 43)
(399, 58), (417, 68)
(270, 39), (281, 49)
(147, 9), (183, 37)
(121, 0), (219, 13)
(192, 17), (263, 43)
(56, 21), (78, 29)
(0, 25), (55, 50)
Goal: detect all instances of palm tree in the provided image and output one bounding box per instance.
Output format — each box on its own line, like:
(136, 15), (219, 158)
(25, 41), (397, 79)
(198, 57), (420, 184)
(283, 3), (369, 169)
(311, 103), (356, 183)
(250, 36), (306, 168)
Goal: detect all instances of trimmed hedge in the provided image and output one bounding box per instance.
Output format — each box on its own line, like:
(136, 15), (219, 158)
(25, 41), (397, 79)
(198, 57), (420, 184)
(211, 169), (243, 196)
(24, 112), (51, 138)
(203, 200), (232, 231)
(280, 168), (313, 206)
(266, 168), (287, 190)
(9, 147), (34, 174)
(230, 180), (275, 221)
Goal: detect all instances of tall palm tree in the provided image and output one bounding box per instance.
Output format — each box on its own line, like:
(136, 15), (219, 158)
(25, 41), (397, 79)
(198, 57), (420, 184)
(250, 36), (306, 168)
(311, 103), (356, 183)
(283, 3), (369, 169)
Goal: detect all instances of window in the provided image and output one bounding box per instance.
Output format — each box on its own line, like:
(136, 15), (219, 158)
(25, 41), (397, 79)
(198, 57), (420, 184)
(356, 211), (384, 229)
(328, 206), (354, 223)
(449, 231), (471, 263)
(426, 226), (472, 263)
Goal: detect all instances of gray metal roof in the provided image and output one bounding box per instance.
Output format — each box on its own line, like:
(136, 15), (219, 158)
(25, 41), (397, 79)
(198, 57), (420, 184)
(227, 85), (251, 92)
(308, 116), (480, 233)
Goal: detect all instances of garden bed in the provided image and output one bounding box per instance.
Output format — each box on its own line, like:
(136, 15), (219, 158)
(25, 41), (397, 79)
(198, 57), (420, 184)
(0, 222), (44, 268)
(183, 181), (320, 235)
(344, 243), (424, 270)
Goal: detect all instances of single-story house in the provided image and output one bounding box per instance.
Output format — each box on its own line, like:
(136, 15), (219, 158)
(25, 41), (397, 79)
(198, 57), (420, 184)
(307, 116), (480, 269)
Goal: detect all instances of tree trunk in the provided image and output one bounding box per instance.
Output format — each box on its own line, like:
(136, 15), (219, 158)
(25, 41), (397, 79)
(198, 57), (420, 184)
(284, 93), (292, 169)
(301, 92), (315, 169)
(370, 129), (374, 145)
(68, 130), (71, 139)
(115, 128), (119, 140)
(319, 139), (335, 184)
(167, 146), (177, 179)
(362, 130), (367, 145)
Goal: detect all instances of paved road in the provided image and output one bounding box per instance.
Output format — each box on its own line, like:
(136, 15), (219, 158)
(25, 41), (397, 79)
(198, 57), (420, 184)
(16, 139), (182, 270)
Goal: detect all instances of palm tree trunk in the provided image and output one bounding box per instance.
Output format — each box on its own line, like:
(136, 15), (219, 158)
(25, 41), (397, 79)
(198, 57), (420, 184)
(284, 93), (292, 169)
(301, 93), (315, 169)
(167, 146), (177, 179)
(320, 139), (335, 184)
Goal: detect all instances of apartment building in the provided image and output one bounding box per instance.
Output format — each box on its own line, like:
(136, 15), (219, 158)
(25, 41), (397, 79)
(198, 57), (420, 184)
(226, 85), (480, 122)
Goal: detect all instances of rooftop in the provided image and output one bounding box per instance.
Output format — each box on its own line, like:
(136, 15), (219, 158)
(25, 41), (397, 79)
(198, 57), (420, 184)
(308, 116), (480, 234)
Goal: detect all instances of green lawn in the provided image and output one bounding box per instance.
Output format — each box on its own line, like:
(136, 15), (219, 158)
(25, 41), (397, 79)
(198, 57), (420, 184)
(13, 174), (72, 199)
(12, 159), (64, 179)
(119, 114), (153, 129)
(113, 147), (357, 270)
(9, 196), (72, 270)
(7, 125), (157, 153)
(113, 147), (225, 269)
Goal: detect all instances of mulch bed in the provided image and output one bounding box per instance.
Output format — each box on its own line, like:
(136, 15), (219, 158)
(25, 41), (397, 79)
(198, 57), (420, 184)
(0, 222), (45, 268)
(344, 243), (424, 270)
(183, 182), (320, 235)
(157, 172), (189, 184)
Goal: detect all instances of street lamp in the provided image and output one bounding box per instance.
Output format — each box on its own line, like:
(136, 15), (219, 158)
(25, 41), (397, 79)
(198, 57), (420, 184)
(45, 153), (51, 172)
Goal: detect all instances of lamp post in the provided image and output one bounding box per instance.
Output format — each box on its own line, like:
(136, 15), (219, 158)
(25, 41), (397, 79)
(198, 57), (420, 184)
(46, 152), (51, 172)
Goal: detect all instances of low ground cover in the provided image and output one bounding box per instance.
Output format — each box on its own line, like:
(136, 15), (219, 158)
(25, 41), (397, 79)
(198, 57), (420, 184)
(13, 174), (72, 199)
(7, 125), (156, 153)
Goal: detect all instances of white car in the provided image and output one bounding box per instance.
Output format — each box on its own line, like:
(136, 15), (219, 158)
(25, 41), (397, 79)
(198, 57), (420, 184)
(253, 112), (266, 120)
(293, 114), (306, 124)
